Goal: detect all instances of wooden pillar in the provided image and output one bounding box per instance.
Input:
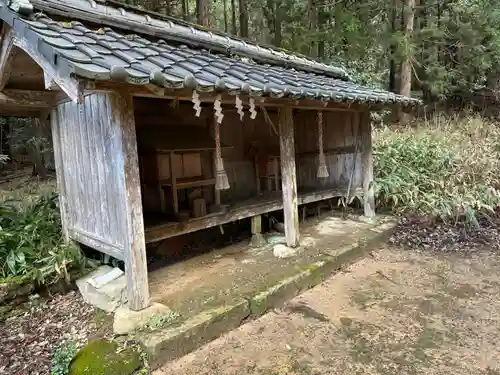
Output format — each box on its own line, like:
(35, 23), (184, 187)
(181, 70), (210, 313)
(111, 92), (150, 311)
(250, 214), (266, 247)
(50, 108), (69, 242)
(361, 112), (375, 217)
(279, 106), (300, 247)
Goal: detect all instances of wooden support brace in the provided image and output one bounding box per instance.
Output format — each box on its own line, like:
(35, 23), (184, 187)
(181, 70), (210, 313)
(111, 91), (150, 311)
(279, 106), (300, 247)
(13, 36), (83, 103)
(0, 26), (16, 91)
(361, 112), (375, 217)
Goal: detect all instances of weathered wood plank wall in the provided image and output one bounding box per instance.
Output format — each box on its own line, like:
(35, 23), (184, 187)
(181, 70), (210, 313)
(133, 99), (366, 207)
(294, 110), (364, 191)
(55, 93), (131, 260)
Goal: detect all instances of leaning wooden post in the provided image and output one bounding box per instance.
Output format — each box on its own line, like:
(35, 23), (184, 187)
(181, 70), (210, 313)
(111, 92), (150, 311)
(279, 106), (300, 247)
(361, 111), (375, 217)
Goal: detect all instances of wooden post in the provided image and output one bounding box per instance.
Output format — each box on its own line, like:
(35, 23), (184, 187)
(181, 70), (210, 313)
(361, 112), (375, 217)
(250, 214), (266, 247)
(50, 108), (70, 242)
(169, 151), (179, 215)
(279, 107), (300, 247)
(209, 117), (221, 205)
(111, 92), (150, 311)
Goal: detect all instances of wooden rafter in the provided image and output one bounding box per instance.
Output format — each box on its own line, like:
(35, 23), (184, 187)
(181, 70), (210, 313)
(13, 36), (83, 103)
(0, 89), (57, 107)
(0, 26), (17, 91)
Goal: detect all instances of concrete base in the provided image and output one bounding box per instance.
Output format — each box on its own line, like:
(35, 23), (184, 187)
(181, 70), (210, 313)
(76, 266), (127, 312)
(138, 215), (397, 369)
(114, 302), (172, 335)
(249, 233), (267, 247)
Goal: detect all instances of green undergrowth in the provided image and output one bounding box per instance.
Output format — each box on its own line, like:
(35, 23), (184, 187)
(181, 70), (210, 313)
(374, 114), (500, 227)
(0, 191), (85, 287)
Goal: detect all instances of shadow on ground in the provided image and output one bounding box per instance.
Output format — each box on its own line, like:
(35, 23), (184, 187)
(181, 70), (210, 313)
(154, 247), (500, 375)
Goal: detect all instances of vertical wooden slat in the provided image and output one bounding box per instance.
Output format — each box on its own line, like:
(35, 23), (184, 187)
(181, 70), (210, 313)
(50, 109), (69, 241)
(63, 103), (82, 228)
(81, 96), (97, 234)
(110, 91), (150, 311)
(361, 112), (375, 217)
(90, 94), (111, 238)
(279, 106), (300, 247)
(100, 93), (121, 243)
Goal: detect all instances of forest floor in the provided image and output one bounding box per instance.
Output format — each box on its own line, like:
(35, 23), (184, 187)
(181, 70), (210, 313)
(155, 229), (500, 375)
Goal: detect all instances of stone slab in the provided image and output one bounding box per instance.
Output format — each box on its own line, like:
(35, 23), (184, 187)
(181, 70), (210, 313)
(76, 266), (127, 312)
(114, 302), (172, 335)
(139, 300), (250, 368)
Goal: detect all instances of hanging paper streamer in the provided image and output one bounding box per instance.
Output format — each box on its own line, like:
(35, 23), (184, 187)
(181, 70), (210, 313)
(214, 95), (230, 190)
(192, 90), (201, 117)
(214, 94), (224, 124)
(317, 111), (329, 178)
(235, 96), (244, 120)
(249, 97), (257, 119)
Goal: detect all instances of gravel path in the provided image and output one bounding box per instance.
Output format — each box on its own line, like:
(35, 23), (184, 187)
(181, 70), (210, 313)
(155, 244), (500, 375)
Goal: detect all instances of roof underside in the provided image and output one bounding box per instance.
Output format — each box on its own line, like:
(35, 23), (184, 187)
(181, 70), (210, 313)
(0, 0), (421, 107)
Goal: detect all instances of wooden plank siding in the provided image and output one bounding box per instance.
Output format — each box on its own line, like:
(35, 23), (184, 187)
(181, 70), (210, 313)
(55, 93), (133, 260)
(55, 91), (149, 310)
(294, 110), (363, 191)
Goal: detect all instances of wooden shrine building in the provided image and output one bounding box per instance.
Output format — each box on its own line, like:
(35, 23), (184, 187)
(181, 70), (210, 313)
(0, 0), (419, 311)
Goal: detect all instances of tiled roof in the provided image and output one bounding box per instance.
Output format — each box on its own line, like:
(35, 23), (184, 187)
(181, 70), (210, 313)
(1, 0), (421, 107)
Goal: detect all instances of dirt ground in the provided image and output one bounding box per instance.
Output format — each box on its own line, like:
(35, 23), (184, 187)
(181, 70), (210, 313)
(155, 246), (500, 375)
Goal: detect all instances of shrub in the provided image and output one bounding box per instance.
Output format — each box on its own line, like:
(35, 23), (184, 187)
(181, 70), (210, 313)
(0, 192), (84, 286)
(374, 114), (500, 227)
(51, 340), (77, 375)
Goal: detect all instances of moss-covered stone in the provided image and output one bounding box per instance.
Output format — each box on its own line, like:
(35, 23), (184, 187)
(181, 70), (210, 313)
(69, 339), (142, 375)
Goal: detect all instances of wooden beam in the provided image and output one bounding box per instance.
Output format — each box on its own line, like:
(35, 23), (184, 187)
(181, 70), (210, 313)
(361, 112), (375, 217)
(82, 80), (377, 113)
(0, 26), (17, 91)
(44, 72), (59, 91)
(110, 91), (150, 311)
(145, 186), (361, 243)
(0, 89), (57, 108)
(279, 106), (300, 247)
(13, 36), (83, 103)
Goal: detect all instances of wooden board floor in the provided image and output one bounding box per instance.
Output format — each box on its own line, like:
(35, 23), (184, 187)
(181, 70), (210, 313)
(144, 185), (362, 243)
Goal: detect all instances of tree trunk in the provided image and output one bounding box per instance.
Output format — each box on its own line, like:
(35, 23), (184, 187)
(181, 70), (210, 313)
(274, 0), (283, 47)
(196, 0), (210, 27)
(398, 0), (415, 125)
(231, 0), (237, 35)
(182, 0), (188, 21)
(31, 118), (47, 179)
(389, 0), (398, 92)
(317, 0), (327, 60)
(309, 0), (317, 58)
(239, 0), (249, 37)
(223, 0), (228, 32)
